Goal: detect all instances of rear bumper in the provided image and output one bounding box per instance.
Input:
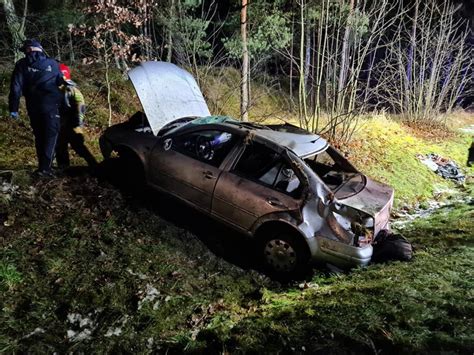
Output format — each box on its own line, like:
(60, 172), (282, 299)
(308, 236), (373, 268)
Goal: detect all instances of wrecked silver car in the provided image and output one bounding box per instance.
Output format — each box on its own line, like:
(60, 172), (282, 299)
(100, 61), (396, 277)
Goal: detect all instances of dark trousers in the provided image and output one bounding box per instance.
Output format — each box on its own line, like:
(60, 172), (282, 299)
(468, 142), (474, 166)
(56, 124), (97, 168)
(29, 111), (60, 172)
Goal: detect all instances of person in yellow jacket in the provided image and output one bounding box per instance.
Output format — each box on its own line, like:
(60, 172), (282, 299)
(56, 64), (97, 170)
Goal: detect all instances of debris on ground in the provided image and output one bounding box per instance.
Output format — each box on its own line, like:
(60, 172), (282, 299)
(371, 230), (413, 263)
(0, 171), (19, 201)
(416, 153), (465, 182)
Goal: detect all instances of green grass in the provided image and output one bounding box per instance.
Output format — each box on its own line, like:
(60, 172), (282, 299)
(0, 148), (472, 352)
(0, 67), (473, 353)
(348, 116), (473, 207)
(195, 202), (474, 353)
(0, 263), (22, 291)
(0, 172), (273, 352)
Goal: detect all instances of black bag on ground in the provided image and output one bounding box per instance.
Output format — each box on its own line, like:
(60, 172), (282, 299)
(372, 230), (413, 263)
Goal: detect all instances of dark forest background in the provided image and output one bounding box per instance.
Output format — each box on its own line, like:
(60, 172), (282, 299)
(1, 0), (473, 141)
(0, 2), (473, 353)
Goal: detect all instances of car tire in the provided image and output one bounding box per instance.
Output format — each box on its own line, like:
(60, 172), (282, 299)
(259, 230), (310, 280)
(99, 148), (145, 194)
(118, 149), (146, 192)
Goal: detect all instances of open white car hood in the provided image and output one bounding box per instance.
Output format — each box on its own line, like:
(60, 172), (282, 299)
(128, 61), (211, 135)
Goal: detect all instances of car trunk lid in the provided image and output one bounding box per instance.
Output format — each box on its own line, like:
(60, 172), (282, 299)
(128, 61), (211, 135)
(340, 178), (394, 235)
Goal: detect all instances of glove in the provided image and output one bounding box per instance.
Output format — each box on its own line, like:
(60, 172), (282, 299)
(73, 126), (84, 134)
(10, 112), (19, 120)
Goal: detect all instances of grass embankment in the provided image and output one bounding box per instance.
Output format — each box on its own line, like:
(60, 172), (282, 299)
(0, 66), (473, 352)
(348, 115), (472, 207)
(0, 165), (472, 352)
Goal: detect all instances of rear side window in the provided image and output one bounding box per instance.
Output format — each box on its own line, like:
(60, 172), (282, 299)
(173, 130), (236, 167)
(232, 142), (302, 198)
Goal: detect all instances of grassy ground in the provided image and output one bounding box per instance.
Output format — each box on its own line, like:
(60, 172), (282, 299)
(0, 67), (473, 352)
(0, 163), (472, 352)
(347, 115), (473, 207)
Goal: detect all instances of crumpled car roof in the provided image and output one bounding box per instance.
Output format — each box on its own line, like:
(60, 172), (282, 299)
(254, 129), (328, 158)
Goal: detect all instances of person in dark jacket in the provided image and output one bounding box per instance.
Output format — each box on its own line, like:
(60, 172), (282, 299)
(56, 64), (97, 170)
(468, 142), (474, 167)
(9, 39), (64, 177)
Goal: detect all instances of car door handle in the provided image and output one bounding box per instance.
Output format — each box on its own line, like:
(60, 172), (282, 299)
(266, 197), (286, 208)
(203, 171), (217, 180)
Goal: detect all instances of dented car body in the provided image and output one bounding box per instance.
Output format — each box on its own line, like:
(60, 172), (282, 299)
(100, 62), (394, 275)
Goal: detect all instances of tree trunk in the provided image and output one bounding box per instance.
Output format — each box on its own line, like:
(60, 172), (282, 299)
(289, 15), (294, 111)
(104, 48), (113, 127)
(55, 31), (61, 61)
(240, 0), (249, 121)
(1, 0), (27, 62)
(167, 0), (174, 62)
(298, 0), (308, 126)
(69, 31), (75, 64)
(304, 20), (311, 97)
(406, 0), (419, 115)
(337, 0), (354, 111)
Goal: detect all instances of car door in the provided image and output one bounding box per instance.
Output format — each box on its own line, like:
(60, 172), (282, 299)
(148, 129), (237, 212)
(212, 142), (303, 231)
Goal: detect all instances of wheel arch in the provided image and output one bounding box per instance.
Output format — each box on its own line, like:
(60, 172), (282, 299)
(255, 220), (313, 279)
(114, 144), (148, 180)
(254, 220), (311, 257)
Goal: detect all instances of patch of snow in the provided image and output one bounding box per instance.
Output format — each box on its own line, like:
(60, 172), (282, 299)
(458, 125), (474, 134)
(79, 317), (94, 328)
(23, 327), (45, 339)
(138, 284), (160, 310)
(67, 313), (82, 323)
(66, 312), (96, 342)
(191, 329), (200, 341)
(298, 282), (319, 290)
(105, 327), (123, 337)
(127, 268), (148, 280)
(67, 329), (92, 342)
(147, 337), (154, 350)
(392, 195), (473, 229)
(67, 312), (95, 327)
(104, 315), (129, 338)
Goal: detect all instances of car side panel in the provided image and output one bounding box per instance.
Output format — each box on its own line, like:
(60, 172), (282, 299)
(148, 145), (220, 212)
(212, 172), (301, 231)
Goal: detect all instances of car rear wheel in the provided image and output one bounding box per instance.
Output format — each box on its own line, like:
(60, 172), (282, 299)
(100, 148), (145, 194)
(118, 149), (146, 193)
(260, 230), (310, 279)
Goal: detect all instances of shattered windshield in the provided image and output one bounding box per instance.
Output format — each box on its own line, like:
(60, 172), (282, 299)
(305, 147), (365, 199)
(164, 115), (238, 136)
(189, 115), (238, 125)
